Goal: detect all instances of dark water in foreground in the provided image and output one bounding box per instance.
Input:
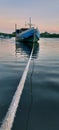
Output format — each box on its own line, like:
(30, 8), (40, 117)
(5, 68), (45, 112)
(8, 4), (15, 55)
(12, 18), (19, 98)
(0, 38), (59, 130)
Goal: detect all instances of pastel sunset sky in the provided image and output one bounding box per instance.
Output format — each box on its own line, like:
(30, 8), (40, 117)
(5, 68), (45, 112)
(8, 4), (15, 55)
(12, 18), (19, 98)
(0, 0), (59, 33)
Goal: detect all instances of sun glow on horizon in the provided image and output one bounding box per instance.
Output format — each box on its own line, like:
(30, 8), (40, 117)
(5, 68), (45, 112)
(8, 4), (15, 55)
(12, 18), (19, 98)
(0, 18), (59, 34)
(0, 0), (59, 33)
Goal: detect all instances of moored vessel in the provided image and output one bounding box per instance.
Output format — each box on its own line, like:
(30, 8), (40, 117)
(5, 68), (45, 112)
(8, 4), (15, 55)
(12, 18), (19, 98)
(16, 18), (40, 43)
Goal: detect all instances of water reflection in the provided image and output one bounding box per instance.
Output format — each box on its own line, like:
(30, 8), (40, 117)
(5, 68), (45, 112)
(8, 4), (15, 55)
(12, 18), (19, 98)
(0, 38), (59, 130)
(15, 41), (39, 59)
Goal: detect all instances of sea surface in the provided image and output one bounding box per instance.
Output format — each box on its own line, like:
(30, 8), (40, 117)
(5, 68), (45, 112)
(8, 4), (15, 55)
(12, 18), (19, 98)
(0, 38), (59, 130)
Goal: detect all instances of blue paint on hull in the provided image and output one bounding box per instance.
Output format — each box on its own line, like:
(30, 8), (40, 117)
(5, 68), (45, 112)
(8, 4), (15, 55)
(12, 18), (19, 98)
(16, 27), (40, 42)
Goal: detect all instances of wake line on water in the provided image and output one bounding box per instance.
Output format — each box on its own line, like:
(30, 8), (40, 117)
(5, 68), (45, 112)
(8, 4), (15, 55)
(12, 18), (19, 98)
(0, 46), (34, 130)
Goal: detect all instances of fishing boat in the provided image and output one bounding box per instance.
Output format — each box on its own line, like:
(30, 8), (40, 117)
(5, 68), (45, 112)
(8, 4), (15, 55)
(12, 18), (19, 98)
(16, 18), (40, 43)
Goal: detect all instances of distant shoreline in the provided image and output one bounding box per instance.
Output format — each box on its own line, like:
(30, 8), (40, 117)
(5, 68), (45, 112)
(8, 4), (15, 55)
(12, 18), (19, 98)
(40, 32), (59, 38)
(0, 31), (59, 38)
(0, 32), (15, 38)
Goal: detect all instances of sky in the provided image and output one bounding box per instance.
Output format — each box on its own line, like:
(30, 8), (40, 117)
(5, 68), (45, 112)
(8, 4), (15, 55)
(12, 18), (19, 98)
(0, 0), (59, 33)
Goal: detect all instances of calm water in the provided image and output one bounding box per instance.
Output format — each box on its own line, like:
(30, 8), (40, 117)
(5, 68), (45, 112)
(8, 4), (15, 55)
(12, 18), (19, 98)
(0, 38), (59, 130)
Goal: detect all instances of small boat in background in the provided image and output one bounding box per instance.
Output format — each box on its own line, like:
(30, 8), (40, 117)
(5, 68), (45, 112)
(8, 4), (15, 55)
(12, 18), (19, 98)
(16, 18), (40, 43)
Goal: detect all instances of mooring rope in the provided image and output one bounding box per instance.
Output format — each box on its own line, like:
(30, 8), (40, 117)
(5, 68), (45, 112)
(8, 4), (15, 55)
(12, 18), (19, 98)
(26, 55), (34, 130)
(0, 45), (34, 130)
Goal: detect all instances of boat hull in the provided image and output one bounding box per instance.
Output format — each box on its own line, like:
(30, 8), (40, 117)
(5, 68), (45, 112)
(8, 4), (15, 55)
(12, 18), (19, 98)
(16, 27), (40, 43)
(16, 35), (39, 43)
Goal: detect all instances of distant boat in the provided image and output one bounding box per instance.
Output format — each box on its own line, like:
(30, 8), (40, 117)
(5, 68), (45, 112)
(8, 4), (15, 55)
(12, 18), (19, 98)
(16, 18), (40, 43)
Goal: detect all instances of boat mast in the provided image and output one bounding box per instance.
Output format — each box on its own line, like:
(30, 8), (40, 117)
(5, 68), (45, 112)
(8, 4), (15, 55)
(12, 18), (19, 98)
(29, 17), (31, 28)
(15, 24), (17, 39)
(25, 17), (32, 28)
(15, 24), (17, 32)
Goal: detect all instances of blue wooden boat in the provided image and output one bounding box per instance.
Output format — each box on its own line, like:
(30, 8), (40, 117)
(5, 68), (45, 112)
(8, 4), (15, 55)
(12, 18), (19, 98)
(16, 18), (40, 43)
